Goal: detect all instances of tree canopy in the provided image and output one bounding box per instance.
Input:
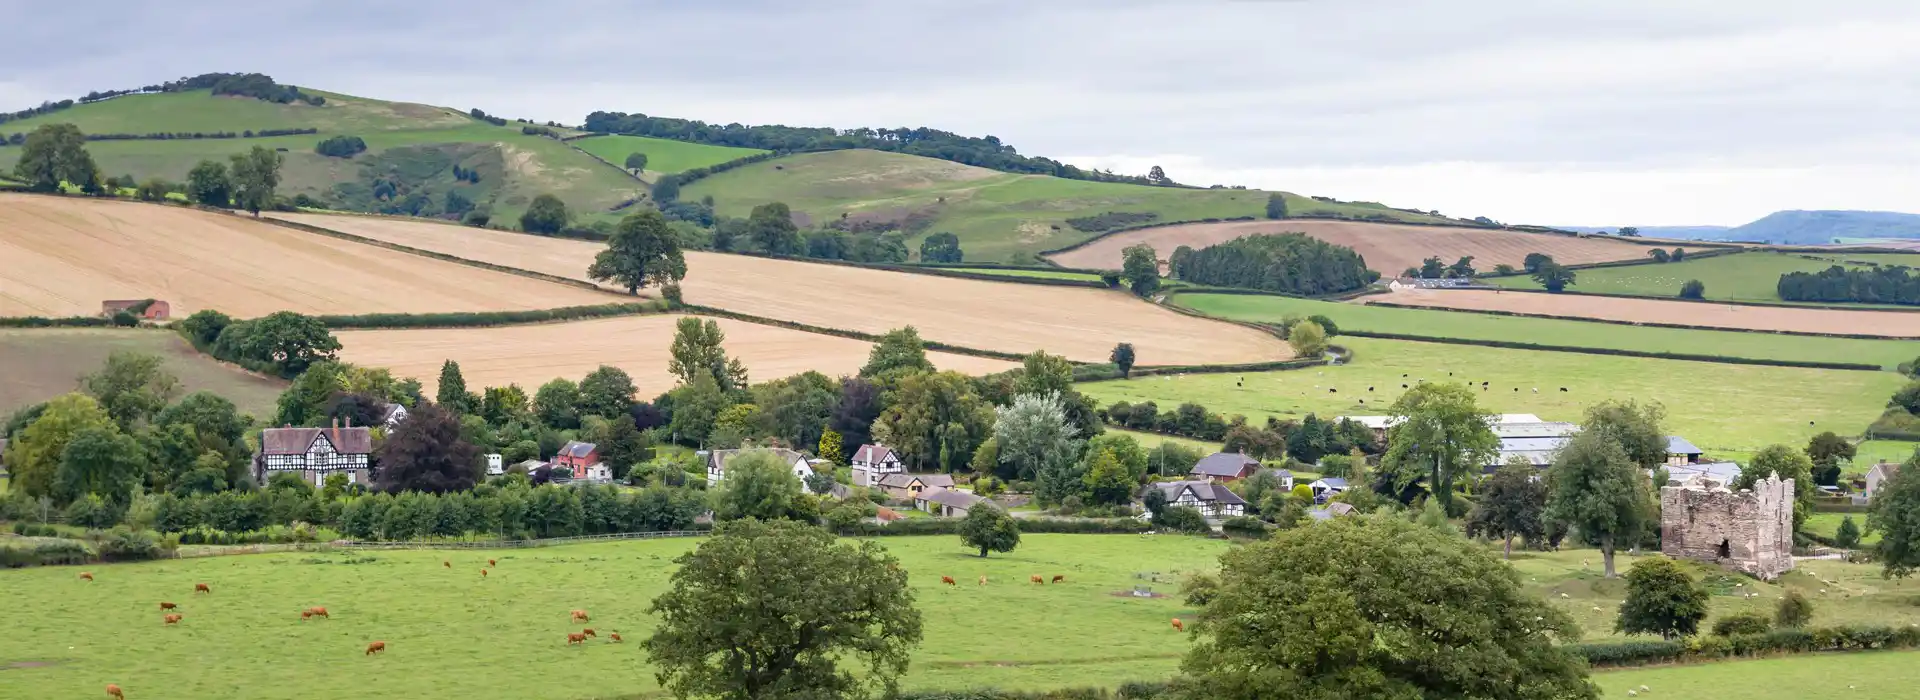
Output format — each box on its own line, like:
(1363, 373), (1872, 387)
(228, 145), (283, 215)
(1110, 343), (1136, 378)
(1174, 233), (1376, 295)
(1616, 557), (1710, 640)
(1545, 430), (1650, 578)
(374, 403), (479, 493)
(668, 317), (749, 392)
(1870, 452), (1920, 578)
(589, 209), (687, 295)
(860, 326), (935, 379)
(711, 450), (806, 522)
(1468, 458), (1547, 558)
(919, 232), (963, 263)
(873, 371), (993, 472)
(1122, 244), (1161, 297)
(12, 123), (99, 193)
(520, 193), (570, 235)
(1381, 383), (1496, 512)
(958, 502), (1019, 557)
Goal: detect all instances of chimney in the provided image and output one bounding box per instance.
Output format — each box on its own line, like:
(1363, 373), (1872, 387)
(332, 417), (341, 447)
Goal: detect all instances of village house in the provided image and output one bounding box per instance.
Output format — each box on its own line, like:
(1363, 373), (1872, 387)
(850, 443), (905, 487)
(1145, 480), (1246, 519)
(100, 299), (170, 321)
(380, 403), (409, 428)
(1867, 462), (1901, 500)
(706, 447), (811, 485)
(553, 441), (609, 481)
(1308, 477), (1348, 503)
(876, 472), (954, 501)
(485, 454), (504, 476)
(1261, 467), (1295, 492)
(255, 418), (374, 487)
(915, 487), (989, 517)
(1189, 452), (1260, 482)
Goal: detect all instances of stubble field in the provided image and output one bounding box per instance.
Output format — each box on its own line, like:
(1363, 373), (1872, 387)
(269, 213), (1293, 365)
(0, 196), (611, 317)
(335, 315), (1019, 398)
(1374, 287), (1920, 338)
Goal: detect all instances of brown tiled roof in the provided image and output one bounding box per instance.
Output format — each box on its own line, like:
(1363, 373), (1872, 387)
(853, 443), (897, 464)
(260, 427), (373, 455)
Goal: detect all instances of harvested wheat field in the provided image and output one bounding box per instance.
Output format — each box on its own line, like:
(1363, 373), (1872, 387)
(0, 195), (611, 317)
(1375, 288), (1920, 338)
(1045, 220), (1665, 275)
(337, 315), (1019, 397)
(271, 213), (1291, 364)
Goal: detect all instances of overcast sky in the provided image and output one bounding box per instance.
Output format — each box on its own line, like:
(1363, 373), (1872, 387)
(11, 0), (1918, 226)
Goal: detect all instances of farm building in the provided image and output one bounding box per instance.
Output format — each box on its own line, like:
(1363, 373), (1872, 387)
(915, 487), (989, 517)
(850, 443), (905, 487)
(1146, 480), (1247, 518)
(1867, 462), (1901, 500)
(254, 419), (373, 487)
(1387, 278), (1480, 291)
(100, 299), (170, 320)
(1345, 413), (1553, 443)
(1308, 502), (1359, 522)
(1189, 452), (1260, 482)
(1661, 473), (1795, 580)
(1665, 436), (1705, 465)
(1666, 461), (1742, 484)
(706, 447), (811, 485)
(877, 472), (955, 501)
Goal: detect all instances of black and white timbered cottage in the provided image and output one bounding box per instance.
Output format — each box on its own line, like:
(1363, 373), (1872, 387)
(255, 418), (375, 487)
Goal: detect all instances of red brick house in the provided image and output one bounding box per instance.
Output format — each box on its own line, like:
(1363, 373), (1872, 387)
(101, 299), (171, 320)
(553, 441), (604, 480)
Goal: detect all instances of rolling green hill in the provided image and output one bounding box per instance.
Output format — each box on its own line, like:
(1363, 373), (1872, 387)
(0, 89), (645, 226)
(1488, 250), (1920, 303)
(570, 134), (766, 178)
(680, 149), (1454, 262)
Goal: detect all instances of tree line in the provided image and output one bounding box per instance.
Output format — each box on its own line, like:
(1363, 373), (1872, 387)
(1778, 264), (1920, 305)
(1, 128), (318, 146)
(0, 72), (314, 126)
(1169, 233), (1379, 295)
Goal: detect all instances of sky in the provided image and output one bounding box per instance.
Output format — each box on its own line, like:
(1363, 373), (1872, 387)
(10, 0), (1919, 227)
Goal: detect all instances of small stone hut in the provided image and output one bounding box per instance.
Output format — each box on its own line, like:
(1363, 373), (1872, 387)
(1660, 473), (1794, 580)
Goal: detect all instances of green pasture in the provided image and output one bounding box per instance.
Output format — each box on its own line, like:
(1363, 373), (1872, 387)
(570, 134), (767, 176)
(1854, 440), (1919, 466)
(0, 535), (1227, 699)
(1803, 513), (1878, 547)
(1104, 428), (1224, 455)
(680, 149), (1450, 262)
(1077, 337), (1904, 464)
(1485, 250), (1901, 303)
(1595, 650), (1920, 699)
(1174, 293), (1920, 370)
(0, 329), (286, 421)
(0, 89), (472, 136)
(1812, 252), (1920, 267)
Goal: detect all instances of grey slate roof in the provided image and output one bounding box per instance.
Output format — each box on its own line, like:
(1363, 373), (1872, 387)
(877, 472), (954, 489)
(916, 487), (986, 510)
(1312, 477), (1349, 489)
(1666, 436), (1704, 455)
(1190, 452), (1259, 478)
(558, 440), (598, 458)
(1149, 480), (1247, 507)
(852, 443), (898, 464)
(261, 427), (373, 455)
(1665, 461), (1743, 484)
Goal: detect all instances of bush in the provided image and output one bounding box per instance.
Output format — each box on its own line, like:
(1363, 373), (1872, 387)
(1679, 279), (1706, 299)
(1712, 612), (1774, 637)
(1154, 506), (1210, 533)
(314, 135), (368, 158)
(1220, 515), (1270, 539)
(1776, 588), (1814, 628)
(0, 539), (94, 568)
(1562, 639), (1684, 667)
(96, 528), (173, 562)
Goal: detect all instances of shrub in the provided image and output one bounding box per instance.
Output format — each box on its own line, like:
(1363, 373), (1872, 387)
(1220, 515), (1270, 539)
(1562, 639), (1684, 667)
(1154, 506), (1209, 533)
(314, 135), (367, 158)
(96, 528), (173, 562)
(1775, 588), (1814, 628)
(1712, 612), (1773, 637)
(1679, 279), (1706, 299)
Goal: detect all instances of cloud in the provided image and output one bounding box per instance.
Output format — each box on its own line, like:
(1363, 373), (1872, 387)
(12, 0), (1920, 225)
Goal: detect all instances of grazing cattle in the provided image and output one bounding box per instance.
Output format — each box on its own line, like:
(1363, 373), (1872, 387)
(163, 614), (182, 625)
(571, 609), (590, 622)
(365, 641), (386, 655)
(978, 576), (987, 586)
(1328, 388), (1336, 393)
(1030, 575), (1044, 584)
(1170, 618), (1185, 632)
(308, 606), (329, 619)
(581, 628), (597, 638)
(194, 583), (211, 594)
(488, 559), (496, 567)
(442, 561), (451, 569)
(1401, 384), (1408, 389)
(940, 576), (956, 586)
(80, 572), (94, 581)
(480, 569), (488, 578)
(159, 602), (176, 611)
(1051, 575), (1065, 584)
(567, 633), (587, 646)
(1559, 387), (1568, 392)
(301, 611), (313, 621)
(106, 684), (124, 700)
(609, 632), (623, 642)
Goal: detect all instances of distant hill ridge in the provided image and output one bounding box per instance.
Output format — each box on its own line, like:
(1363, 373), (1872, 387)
(1560, 210), (1920, 245)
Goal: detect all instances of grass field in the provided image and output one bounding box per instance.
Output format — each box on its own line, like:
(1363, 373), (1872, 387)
(0, 535), (1228, 699)
(0, 329), (285, 420)
(677, 149), (1453, 262)
(1076, 337), (1904, 463)
(1104, 428), (1224, 455)
(1854, 440), (1918, 466)
(0, 90), (471, 135)
(1803, 512), (1878, 546)
(1048, 220), (1659, 277)
(569, 134), (767, 176)
(267, 213), (1292, 365)
(1376, 287), (1920, 338)
(1487, 250), (1892, 302)
(1174, 293), (1920, 370)
(1594, 650), (1920, 698)
(0, 195), (613, 317)
(336, 315), (1019, 399)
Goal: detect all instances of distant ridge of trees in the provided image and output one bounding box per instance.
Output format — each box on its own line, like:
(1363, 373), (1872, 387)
(1171, 233), (1379, 295)
(582, 110), (1168, 186)
(1779, 264), (1920, 305)
(0, 73), (323, 127)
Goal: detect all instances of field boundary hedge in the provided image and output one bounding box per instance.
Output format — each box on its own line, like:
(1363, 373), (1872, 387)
(1473, 283), (1920, 313)
(313, 302), (667, 330)
(1472, 246), (1748, 281)
(716, 251), (1110, 289)
(1366, 300), (1920, 341)
(1568, 624), (1920, 669)
(247, 212), (619, 295)
(1331, 330), (1883, 372)
(0, 315), (120, 328)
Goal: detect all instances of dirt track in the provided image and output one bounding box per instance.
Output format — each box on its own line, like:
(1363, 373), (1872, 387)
(1045, 220), (1657, 275)
(272, 213), (1293, 364)
(1374, 287), (1920, 338)
(337, 315), (1019, 397)
(0, 195), (610, 317)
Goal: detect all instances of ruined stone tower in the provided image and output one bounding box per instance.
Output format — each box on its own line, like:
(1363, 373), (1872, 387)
(1659, 473), (1794, 580)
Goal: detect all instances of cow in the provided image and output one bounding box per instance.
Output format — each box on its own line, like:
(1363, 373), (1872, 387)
(80, 572), (94, 581)
(1170, 618), (1185, 632)
(488, 559), (497, 567)
(1052, 575), (1065, 584)
(365, 641), (386, 655)
(566, 633), (587, 646)
(308, 607), (329, 619)
(978, 576), (987, 586)
(571, 609), (590, 622)
(106, 684), (124, 700)
(301, 610), (313, 621)
(1559, 387), (1568, 392)
(581, 628), (597, 638)
(442, 561), (451, 569)
(163, 614), (182, 625)
(194, 583), (211, 594)
(158, 602), (176, 611)
(940, 576), (956, 587)
(480, 569), (488, 578)
(1030, 575), (1044, 584)
(609, 632), (623, 643)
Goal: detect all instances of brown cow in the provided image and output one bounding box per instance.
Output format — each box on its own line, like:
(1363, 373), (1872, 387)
(158, 602), (177, 611)
(581, 628), (597, 638)
(1170, 618), (1185, 632)
(163, 614), (182, 625)
(488, 559), (496, 567)
(365, 641), (387, 655)
(480, 569), (489, 578)
(1052, 575), (1065, 584)
(106, 684), (124, 699)
(940, 576), (956, 587)
(978, 576), (987, 586)
(566, 633), (586, 646)
(442, 561), (451, 568)
(571, 609), (590, 622)
(301, 610), (313, 621)
(308, 606), (329, 619)
(609, 632), (623, 643)
(80, 572), (94, 581)
(1030, 575), (1044, 584)
(194, 583), (211, 594)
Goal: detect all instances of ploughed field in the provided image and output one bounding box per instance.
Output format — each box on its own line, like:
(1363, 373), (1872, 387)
(0, 535), (1228, 700)
(1044, 219), (1661, 276)
(0, 195), (611, 317)
(269, 213), (1292, 365)
(1375, 287), (1920, 338)
(336, 314), (1020, 398)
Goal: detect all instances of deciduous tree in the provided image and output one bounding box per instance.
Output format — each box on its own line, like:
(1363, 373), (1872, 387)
(860, 326), (935, 379)
(874, 372), (994, 473)
(577, 365), (639, 420)
(228, 145), (283, 215)
(668, 373), (728, 447)
(532, 378), (581, 430)
(1836, 515), (1862, 549)
(1264, 192), (1287, 219)
(747, 202), (802, 255)
(1806, 431), (1856, 486)
(57, 426), (147, 504)
(1468, 458), (1547, 558)
(1545, 430), (1650, 577)
(994, 392), (1082, 500)
(1287, 320), (1327, 358)
(1533, 262), (1577, 292)
(623, 152), (648, 171)
(186, 159), (232, 207)
(237, 311), (341, 376)
(668, 317), (748, 391)
(1121, 244), (1161, 297)
(589, 209), (687, 295)
(1775, 589), (1814, 628)
(1616, 557), (1709, 640)
(1870, 453), (1920, 578)
(711, 449), (805, 521)
(958, 502), (1019, 557)
(1736, 443), (1815, 531)
(1381, 383), (1496, 512)
(1015, 350), (1074, 397)
(1110, 342), (1136, 378)
(81, 351), (180, 430)
(918, 232), (963, 263)
(12, 123), (99, 193)
(374, 403), (477, 493)
(830, 378), (883, 449)
(519, 193), (569, 235)
(6, 394), (117, 501)
(1679, 279), (1706, 299)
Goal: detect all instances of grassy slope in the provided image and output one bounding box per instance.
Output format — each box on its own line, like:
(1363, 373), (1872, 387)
(0, 535), (1227, 698)
(570, 134), (766, 176)
(0, 329), (285, 420)
(1077, 337), (1903, 464)
(1486, 250), (1909, 303)
(1174, 293), (1920, 370)
(0, 90), (643, 225)
(680, 149), (1456, 262)
(1595, 650), (1920, 699)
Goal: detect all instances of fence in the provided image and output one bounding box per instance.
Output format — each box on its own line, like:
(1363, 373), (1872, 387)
(321, 530), (708, 550)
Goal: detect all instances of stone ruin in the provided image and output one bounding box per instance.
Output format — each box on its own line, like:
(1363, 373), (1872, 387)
(1660, 473), (1794, 580)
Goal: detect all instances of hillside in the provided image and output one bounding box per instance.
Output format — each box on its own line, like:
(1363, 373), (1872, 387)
(570, 134), (766, 179)
(1561, 210), (1920, 245)
(0, 89), (645, 226)
(679, 149), (1455, 262)
(1487, 249), (1920, 303)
